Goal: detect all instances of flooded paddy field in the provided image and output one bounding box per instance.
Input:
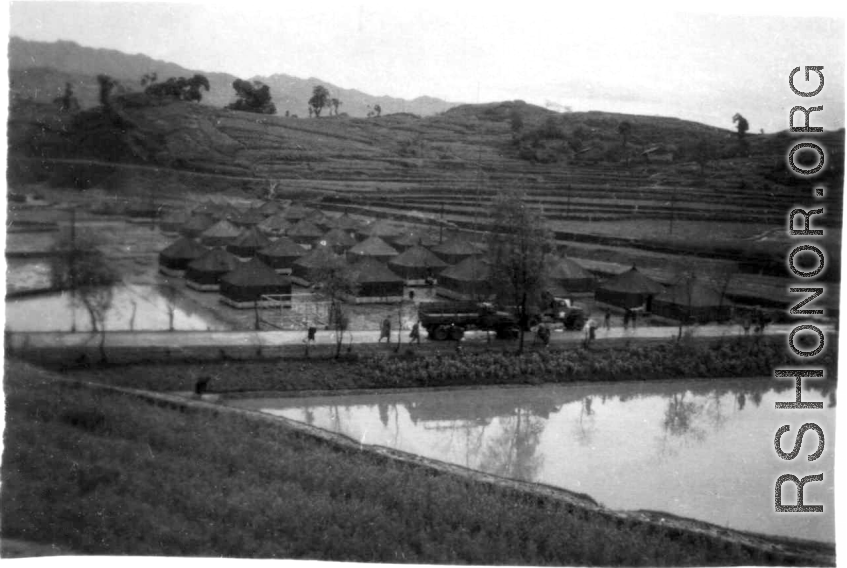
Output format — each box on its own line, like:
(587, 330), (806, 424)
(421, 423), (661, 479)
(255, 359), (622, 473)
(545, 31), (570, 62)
(230, 377), (836, 544)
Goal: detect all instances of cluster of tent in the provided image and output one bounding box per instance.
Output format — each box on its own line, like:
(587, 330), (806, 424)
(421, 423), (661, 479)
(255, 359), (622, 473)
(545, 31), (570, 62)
(158, 197), (733, 321)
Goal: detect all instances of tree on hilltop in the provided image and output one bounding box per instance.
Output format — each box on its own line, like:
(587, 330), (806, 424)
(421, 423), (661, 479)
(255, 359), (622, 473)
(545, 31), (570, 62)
(309, 85), (331, 117)
(145, 74), (210, 102)
(226, 79), (276, 114)
(732, 113), (749, 139)
(374, 104), (382, 117)
(330, 97), (342, 116)
(54, 82), (80, 112)
(96, 74), (119, 108)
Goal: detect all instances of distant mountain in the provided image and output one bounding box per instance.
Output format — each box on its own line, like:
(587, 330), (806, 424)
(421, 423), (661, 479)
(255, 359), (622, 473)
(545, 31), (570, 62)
(7, 36), (459, 116)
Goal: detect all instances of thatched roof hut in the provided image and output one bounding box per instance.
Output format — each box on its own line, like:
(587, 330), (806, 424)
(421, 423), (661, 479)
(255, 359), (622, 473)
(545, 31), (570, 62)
(257, 237), (306, 274)
(200, 219), (242, 247)
(158, 237), (209, 276)
(652, 277), (732, 323)
(343, 258), (405, 304)
(185, 248), (241, 291)
(431, 238), (482, 265)
(437, 257), (492, 301)
(219, 258), (292, 308)
(388, 245), (448, 284)
(595, 265), (664, 310)
(347, 236), (399, 263)
(227, 227), (272, 258)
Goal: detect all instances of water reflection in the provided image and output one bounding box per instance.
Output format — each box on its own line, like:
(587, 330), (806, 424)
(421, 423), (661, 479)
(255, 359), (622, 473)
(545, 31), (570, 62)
(233, 378), (836, 543)
(4, 284), (229, 331)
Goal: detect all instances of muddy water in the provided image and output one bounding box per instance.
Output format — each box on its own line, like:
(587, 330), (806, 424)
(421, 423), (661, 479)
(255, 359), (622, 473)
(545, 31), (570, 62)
(4, 284), (230, 331)
(232, 378), (836, 543)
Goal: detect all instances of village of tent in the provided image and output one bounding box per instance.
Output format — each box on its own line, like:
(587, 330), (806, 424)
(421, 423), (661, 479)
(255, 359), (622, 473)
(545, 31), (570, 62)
(547, 256), (596, 294)
(256, 213), (291, 237)
(291, 247), (343, 286)
(437, 256), (493, 301)
(185, 248), (241, 291)
(347, 236), (399, 263)
(388, 245), (448, 285)
(652, 277), (733, 323)
(200, 219), (242, 247)
(179, 213), (216, 238)
(287, 219), (325, 248)
(315, 228), (358, 254)
(226, 227), (272, 259)
(257, 237), (306, 274)
(158, 237), (209, 277)
(219, 258), (293, 309)
(342, 257), (406, 304)
(332, 212), (366, 233)
(595, 265), (664, 310)
(431, 238), (483, 265)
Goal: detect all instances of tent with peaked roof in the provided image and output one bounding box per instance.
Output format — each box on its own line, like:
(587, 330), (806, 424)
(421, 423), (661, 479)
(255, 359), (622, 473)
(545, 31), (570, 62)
(437, 257), (493, 301)
(392, 230), (440, 252)
(159, 209), (192, 234)
(200, 219), (242, 247)
(283, 204), (315, 222)
(179, 213), (216, 238)
(547, 256), (596, 294)
(219, 258), (292, 308)
(258, 200), (281, 217)
(230, 207), (265, 227)
(595, 265), (664, 310)
(332, 212), (365, 233)
(185, 248), (241, 291)
(257, 213), (291, 237)
(652, 277), (732, 323)
(158, 237), (209, 276)
(315, 228), (358, 254)
(431, 238), (482, 265)
(257, 237), (306, 274)
(342, 257), (405, 304)
(304, 210), (332, 230)
(291, 247), (343, 286)
(389, 245), (448, 284)
(347, 236), (399, 263)
(227, 227), (272, 258)
(356, 219), (402, 243)
(287, 219), (324, 247)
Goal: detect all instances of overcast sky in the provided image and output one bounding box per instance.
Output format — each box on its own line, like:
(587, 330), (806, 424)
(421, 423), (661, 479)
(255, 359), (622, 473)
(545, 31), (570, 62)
(6, 1), (847, 132)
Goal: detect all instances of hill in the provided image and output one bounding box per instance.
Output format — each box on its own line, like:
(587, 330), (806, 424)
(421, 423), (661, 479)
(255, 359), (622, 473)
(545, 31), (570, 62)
(8, 36), (459, 116)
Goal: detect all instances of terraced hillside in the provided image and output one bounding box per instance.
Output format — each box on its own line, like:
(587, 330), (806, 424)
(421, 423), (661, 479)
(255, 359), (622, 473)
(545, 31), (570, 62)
(8, 97), (844, 296)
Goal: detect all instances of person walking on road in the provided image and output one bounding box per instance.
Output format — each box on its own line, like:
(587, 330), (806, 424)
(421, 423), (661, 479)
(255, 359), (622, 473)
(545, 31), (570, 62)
(604, 308), (611, 331)
(379, 317), (391, 343)
(623, 309), (631, 330)
(631, 309), (638, 329)
(409, 322), (421, 345)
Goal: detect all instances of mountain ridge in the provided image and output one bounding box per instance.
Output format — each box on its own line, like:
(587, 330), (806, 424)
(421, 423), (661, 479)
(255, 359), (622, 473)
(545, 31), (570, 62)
(7, 36), (460, 117)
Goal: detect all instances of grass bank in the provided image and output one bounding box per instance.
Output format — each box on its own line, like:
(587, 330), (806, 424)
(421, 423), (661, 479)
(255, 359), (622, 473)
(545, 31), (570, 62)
(73, 336), (836, 394)
(2, 359), (833, 564)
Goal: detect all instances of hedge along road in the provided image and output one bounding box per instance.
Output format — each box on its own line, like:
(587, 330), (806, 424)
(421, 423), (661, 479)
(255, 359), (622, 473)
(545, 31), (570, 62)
(6, 323), (833, 365)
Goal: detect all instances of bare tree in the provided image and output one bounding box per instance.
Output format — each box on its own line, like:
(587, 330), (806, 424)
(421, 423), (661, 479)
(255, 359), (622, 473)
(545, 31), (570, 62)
(488, 189), (553, 354)
(50, 230), (119, 362)
(309, 255), (359, 358)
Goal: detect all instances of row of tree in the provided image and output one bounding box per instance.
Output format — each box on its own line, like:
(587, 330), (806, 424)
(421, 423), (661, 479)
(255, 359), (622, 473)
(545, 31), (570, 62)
(87, 72), (385, 119)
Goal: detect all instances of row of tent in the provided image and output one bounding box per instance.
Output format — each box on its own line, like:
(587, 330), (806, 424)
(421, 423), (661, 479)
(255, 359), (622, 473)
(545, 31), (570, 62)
(157, 200), (732, 321)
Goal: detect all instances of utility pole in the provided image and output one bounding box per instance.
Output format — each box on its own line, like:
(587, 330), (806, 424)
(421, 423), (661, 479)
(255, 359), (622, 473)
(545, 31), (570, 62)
(69, 207), (77, 332)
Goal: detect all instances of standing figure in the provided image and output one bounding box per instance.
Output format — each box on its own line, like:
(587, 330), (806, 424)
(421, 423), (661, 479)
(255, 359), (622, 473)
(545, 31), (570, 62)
(409, 322), (421, 345)
(379, 317), (391, 343)
(604, 308), (611, 331)
(623, 309), (631, 330)
(631, 309), (638, 329)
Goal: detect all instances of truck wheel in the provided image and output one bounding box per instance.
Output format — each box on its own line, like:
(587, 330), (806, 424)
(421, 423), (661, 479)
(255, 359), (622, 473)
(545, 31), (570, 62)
(449, 326), (465, 341)
(433, 326), (449, 341)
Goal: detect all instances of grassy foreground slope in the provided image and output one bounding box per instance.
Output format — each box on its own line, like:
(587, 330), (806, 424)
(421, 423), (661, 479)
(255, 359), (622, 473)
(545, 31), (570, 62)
(2, 359), (833, 565)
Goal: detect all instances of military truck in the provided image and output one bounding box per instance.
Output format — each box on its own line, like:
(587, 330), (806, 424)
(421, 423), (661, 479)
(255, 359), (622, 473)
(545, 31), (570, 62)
(527, 296), (588, 330)
(418, 301), (521, 340)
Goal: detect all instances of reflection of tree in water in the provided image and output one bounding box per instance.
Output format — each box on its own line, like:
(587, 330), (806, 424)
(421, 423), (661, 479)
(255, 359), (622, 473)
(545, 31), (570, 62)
(573, 396), (597, 447)
(479, 407), (546, 482)
(303, 407), (315, 425)
(656, 392), (705, 459)
(735, 392), (746, 411)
